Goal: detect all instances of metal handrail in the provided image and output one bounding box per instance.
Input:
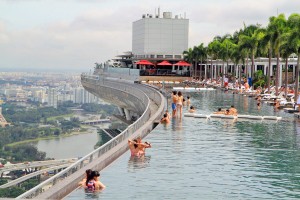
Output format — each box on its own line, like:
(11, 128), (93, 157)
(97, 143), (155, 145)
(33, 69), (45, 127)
(17, 75), (153, 199)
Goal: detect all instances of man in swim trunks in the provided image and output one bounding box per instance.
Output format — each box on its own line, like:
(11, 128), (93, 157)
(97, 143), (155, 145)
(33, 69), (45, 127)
(172, 91), (178, 117)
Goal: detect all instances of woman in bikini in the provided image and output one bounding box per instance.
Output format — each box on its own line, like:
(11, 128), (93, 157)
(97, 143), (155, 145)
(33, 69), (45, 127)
(128, 139), (140, 156)
(79, 169), (92, 187)
(176, 91), (183, 117)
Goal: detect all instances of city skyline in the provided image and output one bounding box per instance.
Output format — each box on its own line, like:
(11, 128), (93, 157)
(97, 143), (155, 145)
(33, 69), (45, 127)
(0, 0), (300, 71)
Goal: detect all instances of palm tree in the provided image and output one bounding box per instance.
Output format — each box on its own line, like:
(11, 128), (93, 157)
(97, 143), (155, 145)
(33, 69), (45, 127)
(280, 32), (294, 97)
(207, 42), (215, 80)
(238, 25), (263, 79)
(222, 38), (235, 75)
(192, 45), (199, 78)
(287, 13), (300, 101)
(197, 43), (207, 80)
(208, 39), (222, 80)
(259, 28), (273, 93)
(268, 14), (288, 96)
(231, 44), (246, 84)
(183, 48), (193, 77)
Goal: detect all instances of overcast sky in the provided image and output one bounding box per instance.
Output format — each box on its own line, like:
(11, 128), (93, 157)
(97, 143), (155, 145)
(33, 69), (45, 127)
(0, 0), (299, 71)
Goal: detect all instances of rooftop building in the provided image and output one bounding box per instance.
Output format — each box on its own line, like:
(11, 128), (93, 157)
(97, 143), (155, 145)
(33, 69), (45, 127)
(132, 10), (189, 61)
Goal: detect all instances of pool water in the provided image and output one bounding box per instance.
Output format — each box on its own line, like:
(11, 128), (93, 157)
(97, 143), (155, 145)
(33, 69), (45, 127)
(66, 90), (300, 200)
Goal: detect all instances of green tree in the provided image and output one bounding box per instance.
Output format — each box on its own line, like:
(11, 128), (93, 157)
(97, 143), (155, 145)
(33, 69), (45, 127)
(287, 14), (300, 101)
(268, 14), (288, 95)
(238, 24), (263, 78)
(208, 39), (222, 79)
(280, 32), (294, 97)
(183, 48), (194, 77)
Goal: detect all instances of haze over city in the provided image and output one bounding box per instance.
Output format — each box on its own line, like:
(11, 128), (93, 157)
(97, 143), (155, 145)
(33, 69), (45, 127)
(0, 0), (299, 71)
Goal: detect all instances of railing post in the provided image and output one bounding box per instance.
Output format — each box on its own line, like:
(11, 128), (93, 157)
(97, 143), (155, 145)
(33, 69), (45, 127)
(53, 177), (57, 185)
(89, 155), (93, 163)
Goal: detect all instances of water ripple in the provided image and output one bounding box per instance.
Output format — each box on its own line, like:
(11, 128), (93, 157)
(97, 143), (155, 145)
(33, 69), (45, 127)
(66, 90), (300, 200)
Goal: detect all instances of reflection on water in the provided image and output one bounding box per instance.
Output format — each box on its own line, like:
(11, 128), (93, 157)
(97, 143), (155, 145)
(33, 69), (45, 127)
(82, 191), (101, 200)
(66, 90), (300, 200)
(127, 155), (151, 172)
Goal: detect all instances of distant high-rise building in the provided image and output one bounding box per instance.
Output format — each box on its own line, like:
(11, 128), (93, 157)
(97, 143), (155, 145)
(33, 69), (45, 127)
(74, 87), (84, 104)
(48, 88), (58, 108)
(73, 87), (98, 104)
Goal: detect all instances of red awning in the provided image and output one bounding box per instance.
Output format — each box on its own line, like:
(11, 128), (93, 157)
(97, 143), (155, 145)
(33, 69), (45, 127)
(173, 61), (191, 66)
(157, 60), (172, 66)
(136, 60), (154, 65)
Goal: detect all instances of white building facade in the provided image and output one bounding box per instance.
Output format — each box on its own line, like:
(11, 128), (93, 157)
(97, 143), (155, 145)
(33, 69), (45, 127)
(132, 12), (189, 60)
(48, 88), (58, 109)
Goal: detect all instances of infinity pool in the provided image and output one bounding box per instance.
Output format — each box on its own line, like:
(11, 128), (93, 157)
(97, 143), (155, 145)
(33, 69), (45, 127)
(66, 90), (300, 199)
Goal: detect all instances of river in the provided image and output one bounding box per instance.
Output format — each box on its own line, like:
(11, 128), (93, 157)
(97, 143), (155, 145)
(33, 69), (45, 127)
(34, 124), (110, 159)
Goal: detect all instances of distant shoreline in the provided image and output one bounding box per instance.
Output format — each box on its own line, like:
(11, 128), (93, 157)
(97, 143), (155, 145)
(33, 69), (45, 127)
(6, 127), (96, 147)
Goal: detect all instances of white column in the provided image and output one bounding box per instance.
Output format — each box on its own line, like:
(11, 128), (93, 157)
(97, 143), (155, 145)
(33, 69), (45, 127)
(293, 64), (295, 82)
(118, 107), (124, 116)
(270, 64), (273, 77)
(204, 64), (207, 80)
(214, 65), (217, 79)
(279, 64), (283, 87)
(124, 109), (131, 121)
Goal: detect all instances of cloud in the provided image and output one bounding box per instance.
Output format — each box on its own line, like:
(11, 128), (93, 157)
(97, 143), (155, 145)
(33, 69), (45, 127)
(0, 7), (135, 70)
(0, 0), (300, 70)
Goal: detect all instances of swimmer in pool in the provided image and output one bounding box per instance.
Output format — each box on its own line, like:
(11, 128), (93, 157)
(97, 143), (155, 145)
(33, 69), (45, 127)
(128, 139), (140, 156)
(136, 137), (151, 156)
(224, 109), (231, 115)
(188, 106), (196, 113)
(92, 171), (106, 190)
(160, 113), (171, 123)
(187, 96), (191, 106)
(229, 105), (238, 115)
(79, 169), (92, 187)
(213, 108), (224, 114)
(165, 110), (171, 120)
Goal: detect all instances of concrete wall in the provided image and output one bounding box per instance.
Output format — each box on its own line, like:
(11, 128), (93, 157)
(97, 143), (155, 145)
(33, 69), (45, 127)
(81, 80), (146, 115)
